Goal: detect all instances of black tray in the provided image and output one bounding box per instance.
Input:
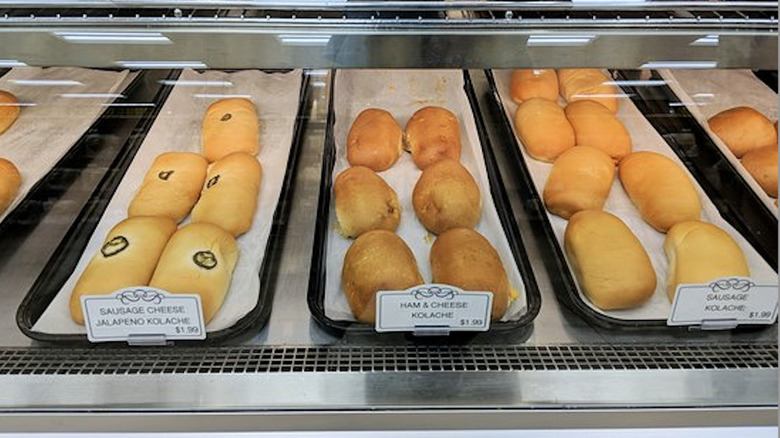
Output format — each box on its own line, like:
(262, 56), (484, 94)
(617, 70), (777, 268)
(0, 69), (157, 239)
(307, 70), (542, 336)
(752, 70), (778, 93)
(485, 69), (777, 330)
(17, 70), (311, 345)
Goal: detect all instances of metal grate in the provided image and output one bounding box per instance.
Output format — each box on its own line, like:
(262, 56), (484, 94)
(0, 344), (774, 375)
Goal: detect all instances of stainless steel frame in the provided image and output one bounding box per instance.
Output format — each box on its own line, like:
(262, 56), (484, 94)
(0, 0), (775, 430)
(0, 70), (775, 431)
(0, 2), (774, 68)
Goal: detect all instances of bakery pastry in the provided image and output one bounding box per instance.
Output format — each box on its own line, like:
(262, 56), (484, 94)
(202, 98), (260, 162)
(404, 106), (461, 169)
(412, 159), (481, 234)
(514, 98), (575, 162)
(741, 145), (778, 198)
(664, 221), (750, 300)
(149, 222), (239, 324)
(342, 230), (424, 324)
(618, 151), (701, 232)
(708, 107), (776, 158)
(70, 216), (177, 324)
(564, 210), (656, 310)
(0, 158), (21, 216)
(128, 152), (208, 223)
(347, 108), (403, 172)
(557, 69), (619, 113)
(334, 166), (400, 238)
(191, 152), (262, 236)
(430, 228), (510, 321)
(510, 69), (559, 104)
(0, 91), (20, 135)
(543, 146), (615, 219)
(564, 100), (632, 161)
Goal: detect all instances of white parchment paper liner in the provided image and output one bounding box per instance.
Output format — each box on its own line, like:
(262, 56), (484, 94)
(324, 70), (529, 323)
(0, 67), (132, 224)
(659, 69), (778, 214)
(32, 68), (303, 334)
(493, 69), (776, 321)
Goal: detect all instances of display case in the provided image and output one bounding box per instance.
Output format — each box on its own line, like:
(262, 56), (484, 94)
(0, 1), (775, 433)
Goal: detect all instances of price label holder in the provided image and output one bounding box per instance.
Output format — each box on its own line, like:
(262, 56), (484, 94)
(375, 284), (492, 336)
(81, 287), (207, 345)
(667, 277), (778, 330)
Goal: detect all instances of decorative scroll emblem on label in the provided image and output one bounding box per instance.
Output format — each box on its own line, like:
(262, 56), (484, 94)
(710, 278), (753, 292)
(116, 289), (165, 305)
(193, 250), (218, 270)
(207, 175), (220, 189)
(158, 170), (174, 180)
(412, 285), (456, 300)
(220, 113), (232, 121)
(101, 236), (129, 258)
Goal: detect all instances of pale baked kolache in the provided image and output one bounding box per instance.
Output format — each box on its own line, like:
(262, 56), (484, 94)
(708, 107), (776, 158)
(618, 151), (701, 232)
(191, 152), (262, 237)
(430, 228), (510, 321)
(404, 106), (461, 169)
(664, 221), (750, 300)
(202, 98), (260, 162)
(342, 230), (424, 324)
(127, 152), (208, 222)
(412, 159), (481, 235)
(564, 210), (656, 310)
(543, 146), (615, 219)
(564, 100), (632, 161)
(0, 91), (20, 135)
(741, 145), (778, 198)
(514, 98), (575, 162)
(334, 166), (400, 238)
(128, 152), (208, 223)
(557, 69), (619, 113)
(510, 69), (559, 104)
(149, 222), (239, 324)
(70, 216), (178, 324)
(0, 158), (21, 216)
(347, 108), (403, 172)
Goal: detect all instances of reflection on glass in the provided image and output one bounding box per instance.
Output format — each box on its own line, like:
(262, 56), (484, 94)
(54, 32), (171, 44)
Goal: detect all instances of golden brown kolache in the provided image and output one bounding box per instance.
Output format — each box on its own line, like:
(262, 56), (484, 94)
(202, 98), (260, 163)
(342, 230), (424, 324)
(347, 108), (403, 172)
(0, 158), (21, 216)
(128, 152), (208, 223)
(413, 159), (481, 235)
(430, 228), (510, 321)
(510, 69), (559, 104)
(191, 152), (262, 237)
(0, 90), (20, 135)
(70, 216), (178, 324)
(664, 221), (750, 300)
(514, 98), (575, 162)
(543, 146), (615, 219)
(404, 106), (462, 169)
(334, 166), (401, 238)
(618, 151), (701, 232)
(564, 210), (656, 310)
(149, 222), (239, 324)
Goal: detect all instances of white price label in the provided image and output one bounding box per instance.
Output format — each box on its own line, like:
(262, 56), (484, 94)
(82, 288), (206, 343)
(668, 277), (778, 328)
(375, 284), (492, 333)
